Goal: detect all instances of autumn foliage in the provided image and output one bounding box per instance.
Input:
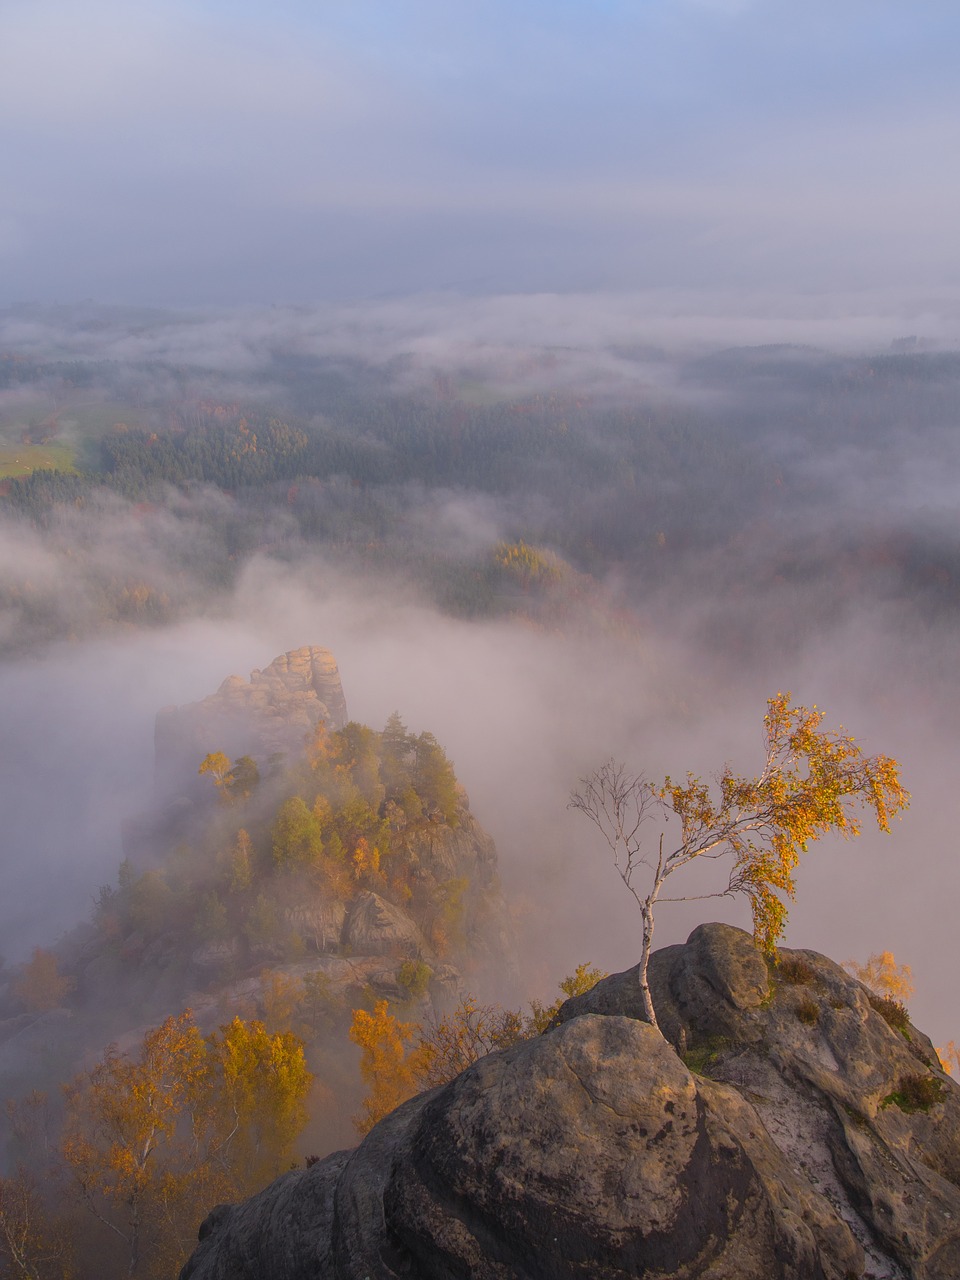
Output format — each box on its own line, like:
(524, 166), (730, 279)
(348, 965), (607, 1134)
(571, 693), (909, 1029)
(844, 951), (915, 1003)
(348, 1000), (431, 1135)
(13, 949), (75, 1013)
(60, 1011), (311, 1278)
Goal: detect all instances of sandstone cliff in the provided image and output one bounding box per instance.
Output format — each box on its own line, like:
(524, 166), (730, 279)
(154, 646), (348, 795)
(0, 647), (513, 1124)
(181, 924), (960, 1280)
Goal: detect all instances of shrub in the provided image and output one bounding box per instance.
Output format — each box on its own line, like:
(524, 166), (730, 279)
(13, 948), (75, 1012)
(795, 996), (820, 1025)
(778, 954), (816, 985)
(881, 1074), (943, 1114)
(682, 1035), (731, 1077)
(869, 994), (910, 1033)
(397, 959), (432, 1000)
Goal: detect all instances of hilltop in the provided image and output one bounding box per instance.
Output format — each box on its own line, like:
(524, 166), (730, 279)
(182, 924), (960, 1280)
(0, 647), (513, 1153)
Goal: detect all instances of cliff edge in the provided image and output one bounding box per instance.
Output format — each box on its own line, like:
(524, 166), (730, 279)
(180, 924), (960, 1280)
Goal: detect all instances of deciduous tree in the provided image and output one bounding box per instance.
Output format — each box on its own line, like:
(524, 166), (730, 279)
(348, 1001), (430, 1135)
(13, 950), (75, 1013)
(198, 751), (231, 794)
(570, 693), (908, 1032)
(61, 1012), (207, 1277)
(0, 1166), (73, 1280)
(61, 1011), (311, 1278)
(844, 951), (914, 1002)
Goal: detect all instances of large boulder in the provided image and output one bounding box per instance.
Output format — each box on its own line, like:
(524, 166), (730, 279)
(180, 924), (960, 1280)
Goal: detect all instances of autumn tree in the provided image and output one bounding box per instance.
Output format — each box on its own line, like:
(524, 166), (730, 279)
(417, 966), (608, 1080)
(62, 1012), (207, 1277)
(204, 1017), (311, 1189)
(199, 752), (259, 802)
(348, 1001), (430, 1135)
(351, 965), (607, 1121)
(61, 1011), (311, 1278)
(0, 1093), (72, 1280)
(13, 950), (75, 1013)
(844, 951), (915, 1002)
(0, 1167), (73, 1280)
(570, 693), (909, 1032)
(413, 996), (526, 1090)
(198, 751), (231, 793)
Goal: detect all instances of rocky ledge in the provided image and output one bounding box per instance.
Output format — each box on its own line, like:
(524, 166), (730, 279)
(180, 924), (960, 1280)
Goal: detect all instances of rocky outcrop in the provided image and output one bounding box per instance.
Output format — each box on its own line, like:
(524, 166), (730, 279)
(154, 646), (348, 794)
(342, 892), (425, 957)
(181, 925), (960, 1280)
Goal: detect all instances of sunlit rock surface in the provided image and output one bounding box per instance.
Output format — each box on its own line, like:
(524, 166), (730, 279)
(154, 646), (348, 794)
(181, 924), (960, 1280)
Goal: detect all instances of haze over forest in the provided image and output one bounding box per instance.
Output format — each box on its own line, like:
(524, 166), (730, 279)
(2, 0), (959, 1103)
(1, 298), (958, 1050)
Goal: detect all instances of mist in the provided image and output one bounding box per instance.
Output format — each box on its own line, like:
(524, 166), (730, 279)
(2, 302), (959, 1055)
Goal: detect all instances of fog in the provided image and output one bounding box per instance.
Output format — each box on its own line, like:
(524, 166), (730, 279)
(1, 302), (959, 1055)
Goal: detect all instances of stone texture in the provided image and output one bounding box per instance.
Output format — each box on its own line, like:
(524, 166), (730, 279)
(556, 924), (960, 1280)
(180, 924), (960, 1280)
(342, 891), (426, 958)
(154, 646), (348, 794)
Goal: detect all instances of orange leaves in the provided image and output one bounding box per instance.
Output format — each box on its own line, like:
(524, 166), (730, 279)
(61, 1010), (311, 1276)
(206, 1017), (311, 1183)
(845, 951), (915, 1002)
(413, 995), (525, 1090)
(198, 751), (231, 790)
(12, 948), (75, 1013)
(350, 964), (609, 1129)
(351, 836), (381, 883)
(659, 693), (909, 952)
(938, 1042), (960, 1076)
(573, 695), (909, 1030)
(348, 1001), (432, 1135)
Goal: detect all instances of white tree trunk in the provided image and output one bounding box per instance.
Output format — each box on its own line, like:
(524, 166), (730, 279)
(638, 900), (659, 1031)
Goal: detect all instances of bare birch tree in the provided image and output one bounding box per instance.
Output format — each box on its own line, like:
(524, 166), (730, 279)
(570, 693), (909, 1033)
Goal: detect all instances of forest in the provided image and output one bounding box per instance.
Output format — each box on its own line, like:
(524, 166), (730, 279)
(2, 306), (959, 1277)
(4, 334), (960, 661)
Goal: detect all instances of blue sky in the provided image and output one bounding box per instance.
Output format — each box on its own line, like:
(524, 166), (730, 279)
(2, 0), (959, 306)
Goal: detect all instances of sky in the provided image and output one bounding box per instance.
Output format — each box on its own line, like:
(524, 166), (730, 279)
(3, 0), (960, 306)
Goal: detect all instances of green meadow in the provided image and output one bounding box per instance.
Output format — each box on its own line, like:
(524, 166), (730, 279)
(0, 442), (77, 478)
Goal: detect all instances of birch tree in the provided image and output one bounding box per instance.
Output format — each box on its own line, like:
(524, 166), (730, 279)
(570, 693), (909, 1032)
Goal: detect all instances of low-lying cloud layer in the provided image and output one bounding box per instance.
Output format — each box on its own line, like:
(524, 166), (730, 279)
(1, 301), (958, 1055)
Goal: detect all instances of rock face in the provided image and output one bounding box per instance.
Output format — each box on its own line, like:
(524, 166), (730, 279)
(181, 925), (960, 1280)
(342, 891), (426, 957)
(154, 646), (348, 794)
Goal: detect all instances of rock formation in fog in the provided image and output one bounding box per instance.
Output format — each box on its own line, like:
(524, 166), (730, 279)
(154, 646), (348, 794)
(0, 645), (514, 1107)
(181, 924), (960, 1280)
